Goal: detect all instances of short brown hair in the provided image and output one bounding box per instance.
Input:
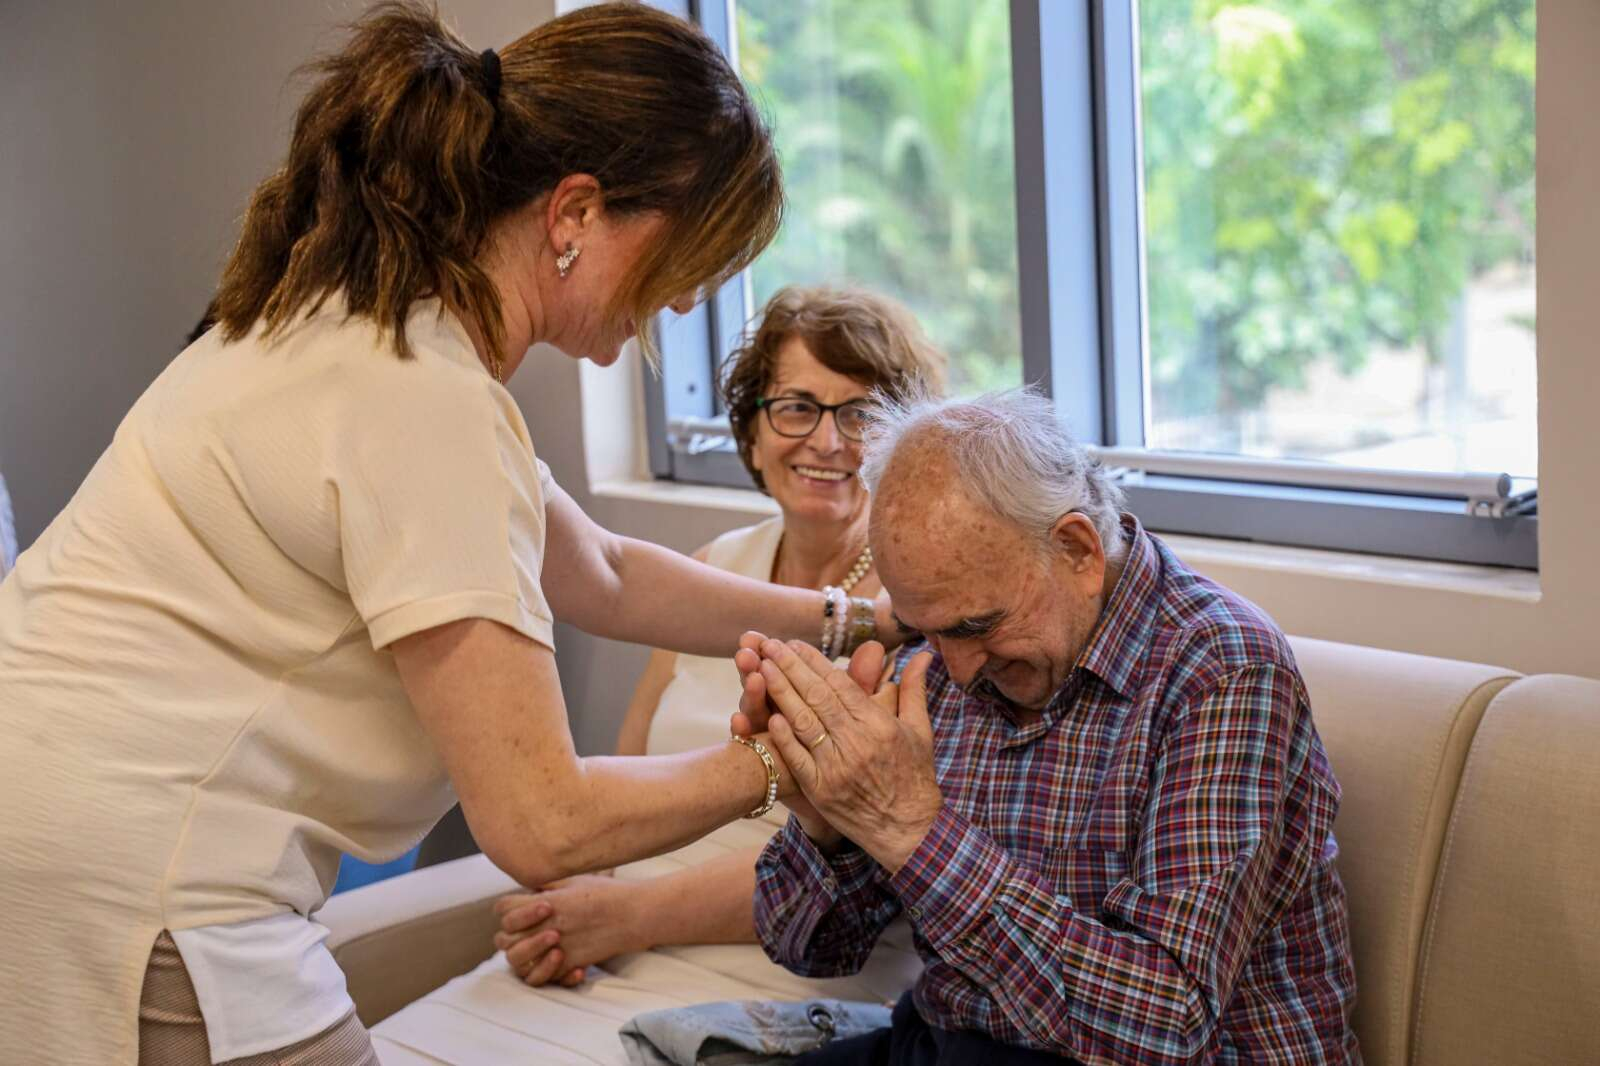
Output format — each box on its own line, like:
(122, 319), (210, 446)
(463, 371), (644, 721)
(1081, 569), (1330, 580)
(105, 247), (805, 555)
(721, 285), (948, 493)
(213, 1), (782, 368)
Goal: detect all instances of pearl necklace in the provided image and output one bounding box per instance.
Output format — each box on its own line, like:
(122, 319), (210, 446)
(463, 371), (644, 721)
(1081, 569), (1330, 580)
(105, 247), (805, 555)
(776, 538), (874, 593)
(839, 544), (874, 593)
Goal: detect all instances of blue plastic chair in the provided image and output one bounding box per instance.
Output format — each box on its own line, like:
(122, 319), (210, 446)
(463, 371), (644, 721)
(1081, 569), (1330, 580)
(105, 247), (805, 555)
(332, 847), (421, 894)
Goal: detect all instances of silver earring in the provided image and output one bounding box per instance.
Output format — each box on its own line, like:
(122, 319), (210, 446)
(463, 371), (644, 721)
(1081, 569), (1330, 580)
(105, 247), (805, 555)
(556, 244), (581, 278)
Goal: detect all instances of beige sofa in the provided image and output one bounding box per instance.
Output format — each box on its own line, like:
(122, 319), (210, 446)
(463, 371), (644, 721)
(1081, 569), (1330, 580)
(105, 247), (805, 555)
(319, 637), (1600, 1065)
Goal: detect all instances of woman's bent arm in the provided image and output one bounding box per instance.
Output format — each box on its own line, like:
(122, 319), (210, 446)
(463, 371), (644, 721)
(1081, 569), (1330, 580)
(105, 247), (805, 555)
(539, 482), (890, 655)
(392, 617), (778, 887)
(611, 541), (708, 757)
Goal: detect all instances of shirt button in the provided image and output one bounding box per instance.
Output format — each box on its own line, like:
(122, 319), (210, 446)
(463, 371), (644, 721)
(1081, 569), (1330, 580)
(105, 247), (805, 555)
(908, 905), (923, 921)
(822, 876), (838, 893)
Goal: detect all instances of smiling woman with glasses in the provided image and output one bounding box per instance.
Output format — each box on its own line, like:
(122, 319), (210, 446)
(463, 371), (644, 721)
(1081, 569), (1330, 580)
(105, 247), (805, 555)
(755, 395), (878, 441)
(489, 283), (946, 994)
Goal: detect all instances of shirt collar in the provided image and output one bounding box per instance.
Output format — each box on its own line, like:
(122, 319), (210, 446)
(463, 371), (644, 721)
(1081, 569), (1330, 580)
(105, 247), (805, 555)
(1059, 514), (1163, 703)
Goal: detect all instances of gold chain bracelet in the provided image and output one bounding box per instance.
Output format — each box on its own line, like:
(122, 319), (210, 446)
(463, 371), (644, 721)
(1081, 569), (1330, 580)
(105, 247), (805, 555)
(730, 734), (778, 819)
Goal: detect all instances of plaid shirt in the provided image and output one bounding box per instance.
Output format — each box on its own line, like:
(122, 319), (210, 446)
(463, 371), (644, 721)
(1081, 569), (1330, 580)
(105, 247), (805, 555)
(754, 518), (1359, 1064)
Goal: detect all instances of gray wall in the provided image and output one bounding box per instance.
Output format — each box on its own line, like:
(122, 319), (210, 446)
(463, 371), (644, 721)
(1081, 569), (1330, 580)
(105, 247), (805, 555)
(0, 0), (554, 549)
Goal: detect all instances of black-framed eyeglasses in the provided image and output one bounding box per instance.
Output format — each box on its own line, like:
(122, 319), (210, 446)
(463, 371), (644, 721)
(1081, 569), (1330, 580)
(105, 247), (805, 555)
(755, 395), (876, 442)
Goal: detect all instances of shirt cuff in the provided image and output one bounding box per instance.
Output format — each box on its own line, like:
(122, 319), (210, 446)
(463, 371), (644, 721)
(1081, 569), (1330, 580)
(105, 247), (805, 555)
(757, 816), (879, 964)
(772, 815), (878, 899)
(887, 805), (1012, 948)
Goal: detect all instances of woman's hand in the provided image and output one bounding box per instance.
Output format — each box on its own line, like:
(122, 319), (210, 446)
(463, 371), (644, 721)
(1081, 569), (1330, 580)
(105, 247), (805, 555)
(493, 876), (648, 987)
(732, 633), (889, 736)
(756, 641), (941, 873)
(730, 637), (898, 851)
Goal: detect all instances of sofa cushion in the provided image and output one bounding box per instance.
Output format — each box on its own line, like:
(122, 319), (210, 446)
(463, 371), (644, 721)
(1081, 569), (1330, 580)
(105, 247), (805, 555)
(1288, 637), (1516, 1066)
(1411, 674), (1600, 1066)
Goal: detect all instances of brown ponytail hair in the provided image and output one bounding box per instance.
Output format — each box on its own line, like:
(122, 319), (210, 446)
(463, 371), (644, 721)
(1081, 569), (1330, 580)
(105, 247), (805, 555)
(213, 1), (782, 366)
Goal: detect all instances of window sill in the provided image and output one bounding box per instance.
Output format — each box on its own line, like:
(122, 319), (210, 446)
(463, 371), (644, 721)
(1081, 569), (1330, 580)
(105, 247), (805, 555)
(591, 475), (779, 518)
(1160, 532), (1540, 603)
(591, 475), (1539, 604)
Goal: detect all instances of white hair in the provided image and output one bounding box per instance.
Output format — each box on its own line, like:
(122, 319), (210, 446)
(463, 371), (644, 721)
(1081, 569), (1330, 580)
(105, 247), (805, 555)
(860, 388), (1128, 559)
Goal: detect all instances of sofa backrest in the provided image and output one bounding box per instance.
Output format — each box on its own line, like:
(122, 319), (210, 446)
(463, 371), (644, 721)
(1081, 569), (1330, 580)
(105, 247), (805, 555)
(1410, 674), (1600, 1066)
(1288, 637), (1518, 1066)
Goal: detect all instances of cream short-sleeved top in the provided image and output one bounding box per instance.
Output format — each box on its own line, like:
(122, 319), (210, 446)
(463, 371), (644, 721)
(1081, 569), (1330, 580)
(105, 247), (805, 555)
(0, 296), (555, 1064)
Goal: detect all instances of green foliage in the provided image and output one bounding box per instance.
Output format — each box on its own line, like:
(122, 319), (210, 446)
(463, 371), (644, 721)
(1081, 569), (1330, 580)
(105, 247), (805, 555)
(739, 0), (1021, 392)
(737, 0), (1535, 422)
(1141, 0), (1536, 426)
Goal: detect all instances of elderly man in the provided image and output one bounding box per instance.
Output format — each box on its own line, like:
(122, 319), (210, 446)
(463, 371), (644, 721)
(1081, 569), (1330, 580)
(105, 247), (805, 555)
(740, 390), (1358, 1065)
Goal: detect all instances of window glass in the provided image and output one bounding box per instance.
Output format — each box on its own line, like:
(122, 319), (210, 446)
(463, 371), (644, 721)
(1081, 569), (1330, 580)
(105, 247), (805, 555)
(737, 0), (1022, 393)
(1138, 1), (1537, 477)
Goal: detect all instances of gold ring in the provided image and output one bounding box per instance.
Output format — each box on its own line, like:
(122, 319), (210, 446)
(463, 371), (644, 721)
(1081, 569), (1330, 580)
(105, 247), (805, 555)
(803, 730), (830, 750)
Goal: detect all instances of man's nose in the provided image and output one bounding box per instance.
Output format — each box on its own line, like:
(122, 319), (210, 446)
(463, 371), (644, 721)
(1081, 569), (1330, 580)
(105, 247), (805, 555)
(937, 638), (987, 688)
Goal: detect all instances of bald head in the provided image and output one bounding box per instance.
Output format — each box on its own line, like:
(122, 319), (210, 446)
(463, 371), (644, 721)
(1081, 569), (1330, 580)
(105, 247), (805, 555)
(860, 389), (1127, 560)
(862, 390), (1128, 710)
(871, 436), (1020, 602)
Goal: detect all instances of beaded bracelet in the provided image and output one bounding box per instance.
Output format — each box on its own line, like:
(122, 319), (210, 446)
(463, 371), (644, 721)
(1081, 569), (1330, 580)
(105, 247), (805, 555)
(820, 584), (838, 658)
(730, 734), (779, 819)
(820, 585), (849, 659)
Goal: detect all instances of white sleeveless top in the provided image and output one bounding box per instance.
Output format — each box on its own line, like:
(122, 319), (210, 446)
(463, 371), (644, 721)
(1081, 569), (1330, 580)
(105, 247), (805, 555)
(645, 516), (791, 830)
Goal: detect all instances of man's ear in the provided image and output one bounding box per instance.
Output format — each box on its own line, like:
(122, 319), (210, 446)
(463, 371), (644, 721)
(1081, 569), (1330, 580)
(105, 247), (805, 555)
(1050, 512), (1105, 574)
(543, 173), (603, 248)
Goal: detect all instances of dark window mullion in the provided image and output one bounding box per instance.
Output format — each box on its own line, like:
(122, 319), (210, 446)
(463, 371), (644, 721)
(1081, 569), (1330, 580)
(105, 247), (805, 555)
(1010, 0), (1105, 444)
(694, 0), (752, 415)
(1090, 0), (1148, 448)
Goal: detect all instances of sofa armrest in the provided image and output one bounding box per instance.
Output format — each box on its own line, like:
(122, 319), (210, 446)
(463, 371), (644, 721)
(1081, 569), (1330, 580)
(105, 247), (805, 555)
(317, 853), (520, 1025)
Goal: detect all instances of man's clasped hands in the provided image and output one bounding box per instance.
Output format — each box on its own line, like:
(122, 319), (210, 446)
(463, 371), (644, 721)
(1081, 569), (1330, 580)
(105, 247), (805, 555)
(731, 634), (940, 871)
(493, 635), (941, 986)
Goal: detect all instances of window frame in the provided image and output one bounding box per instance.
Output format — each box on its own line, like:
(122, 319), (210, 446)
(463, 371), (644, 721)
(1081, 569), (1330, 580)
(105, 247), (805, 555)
(644, 0), (1539, 570)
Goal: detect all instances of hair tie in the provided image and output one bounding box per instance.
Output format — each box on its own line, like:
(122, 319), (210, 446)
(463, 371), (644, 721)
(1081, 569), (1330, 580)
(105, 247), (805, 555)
(479, 48), (502, 104)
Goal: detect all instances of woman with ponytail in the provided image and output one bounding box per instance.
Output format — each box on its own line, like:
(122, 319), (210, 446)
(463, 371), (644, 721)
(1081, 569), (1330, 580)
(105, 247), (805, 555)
(0, 4), (890, 1062)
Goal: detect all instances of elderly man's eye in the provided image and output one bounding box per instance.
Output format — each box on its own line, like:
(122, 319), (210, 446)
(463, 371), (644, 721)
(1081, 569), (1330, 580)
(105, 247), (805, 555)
(942, 612), (1004, 639)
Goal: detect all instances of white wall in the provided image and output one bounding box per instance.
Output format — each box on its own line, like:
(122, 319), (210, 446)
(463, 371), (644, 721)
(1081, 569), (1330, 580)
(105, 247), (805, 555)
(4, 1), (1596, 761)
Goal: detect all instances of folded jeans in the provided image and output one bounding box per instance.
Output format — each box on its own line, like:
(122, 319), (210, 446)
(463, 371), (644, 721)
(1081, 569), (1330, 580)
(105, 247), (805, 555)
(619, 998), (895, 1066)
